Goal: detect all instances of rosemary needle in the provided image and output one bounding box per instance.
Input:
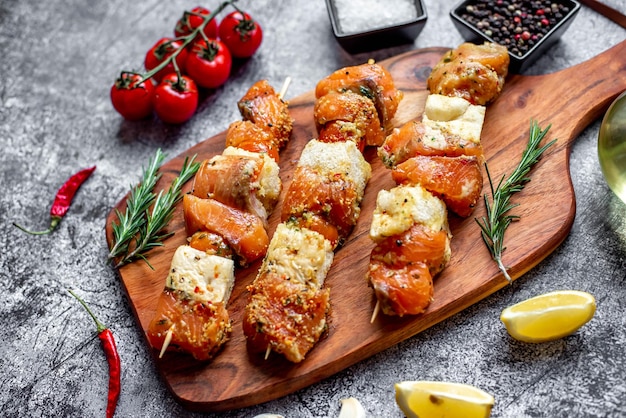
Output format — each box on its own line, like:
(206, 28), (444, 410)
(108, 149), (200, 268)
(475, 119), (557, 283)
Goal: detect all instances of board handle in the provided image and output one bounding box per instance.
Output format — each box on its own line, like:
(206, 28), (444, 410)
(506, 39), (626, 145)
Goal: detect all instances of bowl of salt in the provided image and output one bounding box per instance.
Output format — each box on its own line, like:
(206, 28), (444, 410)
(325, 0), (427, 53)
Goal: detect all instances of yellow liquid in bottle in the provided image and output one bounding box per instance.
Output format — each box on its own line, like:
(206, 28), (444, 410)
(598, 91), (626, 203)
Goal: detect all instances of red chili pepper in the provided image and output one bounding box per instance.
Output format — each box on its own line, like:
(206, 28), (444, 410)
(14, 165), (96, 235)
(69, 290), (121, 418)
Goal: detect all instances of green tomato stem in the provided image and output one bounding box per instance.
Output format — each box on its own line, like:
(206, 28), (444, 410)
(137, 0), (239, 85)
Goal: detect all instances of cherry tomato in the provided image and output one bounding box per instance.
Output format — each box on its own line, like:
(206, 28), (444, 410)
(174, 6), (218, 41)
(185, 39), (232, 89)
(218, 11), (263, 58)
(110, 73), (155, 120)
(144, 38), (188, 82)
(153, 74), (199, 124)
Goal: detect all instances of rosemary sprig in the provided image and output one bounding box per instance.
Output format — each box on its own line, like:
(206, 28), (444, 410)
(475, 119), (557, 282)
(108, 149), (200, 269)
(108, 150), (164, 262)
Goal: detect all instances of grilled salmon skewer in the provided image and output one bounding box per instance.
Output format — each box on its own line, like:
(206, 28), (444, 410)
(243, 63), (401, 363)
(369, 184), (452, 317)
(368, 42), (509, 319)
(243, 139), (372, 363)
(147, 80), (293, 361)
(193, 79), (289, 232)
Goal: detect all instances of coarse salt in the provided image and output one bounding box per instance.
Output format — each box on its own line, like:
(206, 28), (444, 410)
(334, 0), (418, 34)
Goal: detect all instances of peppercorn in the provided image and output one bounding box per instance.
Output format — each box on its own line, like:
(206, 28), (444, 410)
(458, 0), (571, 57)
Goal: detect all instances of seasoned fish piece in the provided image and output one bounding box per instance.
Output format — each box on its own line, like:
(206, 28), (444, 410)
(314, 90), (385, 148)
(183, 194), (269, 266)
(281, 140), (372, 243)
(368, 260), (434, 317)
(225, 120), (280, 162)
(188, 231), (234, 259)
(453, 42), (509, 79)
(378, 121), (484, 169)
(315, 63), (403, 129)
(223, 146), (281, 212)
(287, 213), (340, 248)
(281, 164), (360, 241)
(192, 146), (281, 220)
(392, 155), (483, 217)
(192, 154), (268, 222)
(427, 42), (509, 105)
(237, 79), (293, 148)
(370, 223), (451, 278)
(148, 289), (231, 361)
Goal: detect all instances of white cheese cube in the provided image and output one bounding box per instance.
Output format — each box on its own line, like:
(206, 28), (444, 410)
(298, 139), (372, 196)
(422, 94), (485, 144)
(165, 245), (235, 304)
(260, 223), (334, 289)
(370, 184), (448, 242)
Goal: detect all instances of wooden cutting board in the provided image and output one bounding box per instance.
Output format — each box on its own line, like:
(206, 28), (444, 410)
(105, 40), (626, 412)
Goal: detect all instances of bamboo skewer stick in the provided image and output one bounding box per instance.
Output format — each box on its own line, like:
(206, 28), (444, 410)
(278, 76), (292, 100)
(370, 300), (380, 323)
(159, 326), (174, 358)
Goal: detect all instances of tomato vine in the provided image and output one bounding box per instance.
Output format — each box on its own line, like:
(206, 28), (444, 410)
(110, 0), (263, 124)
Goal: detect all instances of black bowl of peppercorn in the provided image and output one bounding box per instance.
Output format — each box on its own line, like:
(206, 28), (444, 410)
(450, 0), (581, 73)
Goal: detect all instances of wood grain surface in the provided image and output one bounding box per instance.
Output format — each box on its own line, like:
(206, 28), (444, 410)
(105, 40), (626, 412)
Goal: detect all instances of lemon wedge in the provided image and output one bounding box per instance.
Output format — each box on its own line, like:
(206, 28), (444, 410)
(500, 290), (596, 343)
(395, 381), (494, 418)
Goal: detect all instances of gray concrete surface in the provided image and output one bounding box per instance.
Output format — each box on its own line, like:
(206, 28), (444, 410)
(1, 0), (625, 417)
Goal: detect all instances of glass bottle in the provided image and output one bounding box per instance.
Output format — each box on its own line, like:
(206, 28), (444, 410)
(598, 90), (626, 203)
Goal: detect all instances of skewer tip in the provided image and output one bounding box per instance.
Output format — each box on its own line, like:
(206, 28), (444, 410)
(278, 76), (292, 100)
(370, 300), (380, 324)
(159, 327), (174, 359)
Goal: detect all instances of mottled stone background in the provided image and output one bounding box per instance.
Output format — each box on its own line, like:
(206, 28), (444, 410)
(1, 0), (625, 417)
